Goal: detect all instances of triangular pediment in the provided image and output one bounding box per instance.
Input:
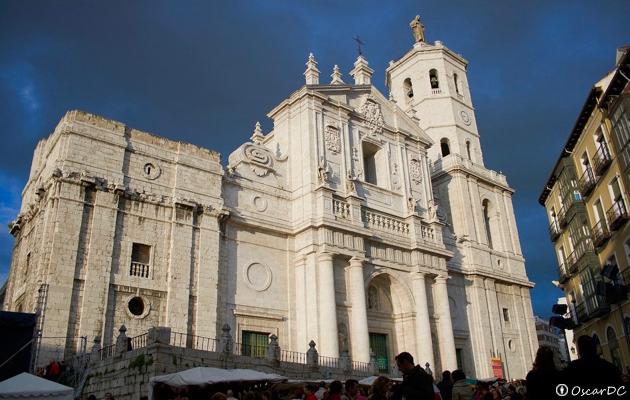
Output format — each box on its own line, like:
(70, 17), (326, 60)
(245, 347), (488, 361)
(309, 84), (433, 146)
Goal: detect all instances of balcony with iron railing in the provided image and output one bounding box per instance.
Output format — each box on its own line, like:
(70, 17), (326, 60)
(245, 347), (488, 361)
(575, 292), (610, 324)
(606, 198), (628, 231)
(591, 219), (612, 249)
(549, 220), (562, 242)
(558, 261), (571, 284)
(566, 239), (596, 274)
(577, 167), (596, 197)
(593, 144), (612, 176)
(558, 205), (569, 228)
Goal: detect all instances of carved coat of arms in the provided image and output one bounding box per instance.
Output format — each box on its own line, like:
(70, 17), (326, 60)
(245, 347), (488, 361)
(358, 96), (384, 136)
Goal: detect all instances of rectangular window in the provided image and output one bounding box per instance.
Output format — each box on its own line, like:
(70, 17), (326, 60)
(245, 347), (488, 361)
(241, 331), (269, 358)
(369, 333), (389, 373)
(502, 307), (510, 322)
(130, 243), (151, 278)
(362, 142), (380, 185)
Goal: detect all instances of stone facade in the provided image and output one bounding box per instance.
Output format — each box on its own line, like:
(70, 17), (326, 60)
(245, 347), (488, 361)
(3, 22), (537, 380)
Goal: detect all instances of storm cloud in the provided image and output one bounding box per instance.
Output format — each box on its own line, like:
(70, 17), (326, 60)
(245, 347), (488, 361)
(1, 0), (629, 316)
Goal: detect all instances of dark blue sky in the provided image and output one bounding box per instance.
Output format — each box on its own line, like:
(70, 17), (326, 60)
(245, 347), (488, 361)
(1, 0), (629, 317)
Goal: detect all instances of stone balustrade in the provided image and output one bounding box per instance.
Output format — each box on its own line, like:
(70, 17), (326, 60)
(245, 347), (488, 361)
(332, 198), (351, 219)
(432, 153), (508, 186)
(361, 209), (410, 235)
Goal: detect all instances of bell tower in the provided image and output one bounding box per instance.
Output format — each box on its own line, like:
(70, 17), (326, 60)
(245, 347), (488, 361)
(386, 16), (484, 166)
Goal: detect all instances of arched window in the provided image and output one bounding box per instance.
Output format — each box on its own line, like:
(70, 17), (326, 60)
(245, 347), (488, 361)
(454, 73), (460, 94)
(624, 238), (630, 268)
(429, 69), (439, 89)
(606, 327), (623, 370)
(482, 199), (494, 249)
(403, 78), (414, 100)
(466, 140), (472, 160)
(440, 138), (450, 157)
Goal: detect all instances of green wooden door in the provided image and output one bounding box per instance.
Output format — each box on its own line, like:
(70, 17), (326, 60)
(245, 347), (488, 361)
(242, 331), (268, 358)
(369, 333), (389, 373)
(456, 348), (464, 370)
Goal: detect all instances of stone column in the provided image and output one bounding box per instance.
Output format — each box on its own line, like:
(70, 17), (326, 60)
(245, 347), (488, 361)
(412, 272), (435, 369)
(348, 257), (370, 363)
(305, 253), (320, 346)
(434, 275), (457, 371)
(294, 257), (307, 351)
(317, 252), (339, 358)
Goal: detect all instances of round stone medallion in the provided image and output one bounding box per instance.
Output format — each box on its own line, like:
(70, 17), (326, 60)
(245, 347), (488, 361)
(244, 262), (272, 291)
(252, 195), (268, 212)
(460, 110), (471, 126)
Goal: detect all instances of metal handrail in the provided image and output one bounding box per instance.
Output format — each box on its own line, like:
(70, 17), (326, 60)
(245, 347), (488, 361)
(577, 167), (596, 196)
(606, 198), (628, 228)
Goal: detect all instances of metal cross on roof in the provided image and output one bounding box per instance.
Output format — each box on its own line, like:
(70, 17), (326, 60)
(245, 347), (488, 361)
(353, 36), (364, 56)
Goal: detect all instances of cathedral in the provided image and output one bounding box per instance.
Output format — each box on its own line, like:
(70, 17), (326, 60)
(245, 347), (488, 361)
(2, 18), (537, 379)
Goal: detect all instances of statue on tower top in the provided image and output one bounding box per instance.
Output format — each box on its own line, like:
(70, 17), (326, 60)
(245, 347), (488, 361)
(410, 15), (425, 43)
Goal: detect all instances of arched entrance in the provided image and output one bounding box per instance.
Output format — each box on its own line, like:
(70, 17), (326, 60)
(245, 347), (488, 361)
(365, 272), (416, 373)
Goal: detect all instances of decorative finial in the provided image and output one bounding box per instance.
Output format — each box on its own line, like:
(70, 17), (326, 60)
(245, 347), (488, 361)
(350, 55), (374, 85)
(304, 52), (320, 85)
(410, 15), (425, 43)
(331, 65), (344, 84)
(251, 121), (264, 143)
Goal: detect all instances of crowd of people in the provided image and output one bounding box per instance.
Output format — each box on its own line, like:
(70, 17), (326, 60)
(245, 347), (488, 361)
(63, 332), (630, 399)
(202, 335), (629, 400)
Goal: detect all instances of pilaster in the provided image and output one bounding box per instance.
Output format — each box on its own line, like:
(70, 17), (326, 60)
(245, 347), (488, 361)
(78, 190), (119, 345)
(193, 209), (223, 339)
(165, 203), (194, 334)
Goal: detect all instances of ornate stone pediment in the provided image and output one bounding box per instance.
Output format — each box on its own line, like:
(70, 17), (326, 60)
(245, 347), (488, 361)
(228, 141), (287, 178)
(358, 95), (384, 137)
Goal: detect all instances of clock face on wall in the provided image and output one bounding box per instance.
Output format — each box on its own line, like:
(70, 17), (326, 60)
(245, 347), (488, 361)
(460, 110), (471, 126)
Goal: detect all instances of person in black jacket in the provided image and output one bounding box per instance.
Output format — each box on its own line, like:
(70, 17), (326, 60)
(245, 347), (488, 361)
(525, 345), (561, 399)
(563, 335), (623, 391)
(390, 352), (435, 400)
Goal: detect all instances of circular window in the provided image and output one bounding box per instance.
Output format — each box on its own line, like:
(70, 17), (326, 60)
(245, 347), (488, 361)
(128, 297), (145, 316)
(143, 163), (161, 180)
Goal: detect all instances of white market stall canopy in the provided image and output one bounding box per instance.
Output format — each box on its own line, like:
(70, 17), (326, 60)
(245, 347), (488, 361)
(149, 367), (288, 399)
(358, 376), (402, 385)
(0, 373), (73, 400)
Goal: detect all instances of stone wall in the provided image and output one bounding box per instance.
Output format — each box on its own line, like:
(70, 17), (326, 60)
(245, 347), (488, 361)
(81, 327), (376, 400)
